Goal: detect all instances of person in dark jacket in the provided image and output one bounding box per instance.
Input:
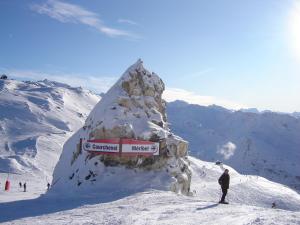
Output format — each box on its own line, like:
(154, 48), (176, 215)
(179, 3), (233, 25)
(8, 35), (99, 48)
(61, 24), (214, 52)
(218, 169), (230, 204)
(23, 182), (27, 192)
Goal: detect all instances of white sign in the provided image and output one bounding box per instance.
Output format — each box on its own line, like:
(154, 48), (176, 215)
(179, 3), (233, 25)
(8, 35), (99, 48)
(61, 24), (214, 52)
(121, 139), (159, 156)
(83, 139), (120, 154)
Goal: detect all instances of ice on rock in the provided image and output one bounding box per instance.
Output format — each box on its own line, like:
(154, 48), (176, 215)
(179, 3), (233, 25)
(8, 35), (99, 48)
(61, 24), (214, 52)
(51, 59), (192, 195)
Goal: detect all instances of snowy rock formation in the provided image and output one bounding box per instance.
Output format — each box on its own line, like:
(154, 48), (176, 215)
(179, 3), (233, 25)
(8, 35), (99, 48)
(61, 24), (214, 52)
(52, 60), (192, 195)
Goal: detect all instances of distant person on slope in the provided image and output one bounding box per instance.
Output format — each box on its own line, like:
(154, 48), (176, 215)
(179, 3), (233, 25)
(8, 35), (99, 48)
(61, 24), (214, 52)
(218, 169), (230, 204)
(19, 182), (22, 188)
(23, 182), (27, 192)
(47, 182), (50, 190)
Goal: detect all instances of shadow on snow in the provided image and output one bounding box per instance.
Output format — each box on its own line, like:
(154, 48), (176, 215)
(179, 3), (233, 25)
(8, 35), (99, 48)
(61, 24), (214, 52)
(196, 203), (219, 210)
(0, 191), (134, 223)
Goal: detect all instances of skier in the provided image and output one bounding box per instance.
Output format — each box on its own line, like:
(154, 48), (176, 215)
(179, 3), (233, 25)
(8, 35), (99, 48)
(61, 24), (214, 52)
(19, 182), (22, 188)
(23, 182), (27, 192)
(218, 169), (230, 204)
(47, 182), (50, 190)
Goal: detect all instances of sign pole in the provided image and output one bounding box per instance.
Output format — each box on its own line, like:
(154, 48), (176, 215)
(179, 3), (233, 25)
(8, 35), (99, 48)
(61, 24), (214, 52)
(119, 138), (122, 157)
(79, 138), (83, 153)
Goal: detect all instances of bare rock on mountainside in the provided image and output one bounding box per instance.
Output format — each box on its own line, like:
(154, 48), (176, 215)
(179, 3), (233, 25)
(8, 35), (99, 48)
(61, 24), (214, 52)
(51, 60), (192, 195)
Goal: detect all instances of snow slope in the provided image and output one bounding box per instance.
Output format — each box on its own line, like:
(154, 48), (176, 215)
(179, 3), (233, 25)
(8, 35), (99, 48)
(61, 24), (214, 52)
(0, 79), (100, 181)
(0, 157), (299, 225)
(167, 100), (300, 191)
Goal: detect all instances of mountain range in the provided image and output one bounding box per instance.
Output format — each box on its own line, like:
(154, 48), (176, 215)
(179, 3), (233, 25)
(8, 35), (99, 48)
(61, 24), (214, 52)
(167, 100), (300, 191)
(1, 68), (300, 224)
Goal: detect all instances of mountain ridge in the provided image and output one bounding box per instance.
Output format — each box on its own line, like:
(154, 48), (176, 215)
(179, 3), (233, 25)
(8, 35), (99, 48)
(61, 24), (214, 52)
(1, 78), (299, 192)
(167, 100), (300, 191)
(0, 78), (100, 178)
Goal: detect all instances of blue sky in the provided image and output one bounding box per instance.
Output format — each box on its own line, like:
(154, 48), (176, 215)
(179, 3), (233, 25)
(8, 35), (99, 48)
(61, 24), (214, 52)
(0, 0), (299, 112)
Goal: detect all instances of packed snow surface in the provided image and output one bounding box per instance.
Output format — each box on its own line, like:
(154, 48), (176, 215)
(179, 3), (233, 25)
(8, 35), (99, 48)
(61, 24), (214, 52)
(0, 157), (300, 224)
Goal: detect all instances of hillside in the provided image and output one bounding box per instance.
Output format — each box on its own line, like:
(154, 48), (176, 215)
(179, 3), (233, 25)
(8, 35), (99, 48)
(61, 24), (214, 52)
(0, 73), (300, 224)
(0, 157), (300, 224)
(1, 78), (300, 193)
(0, 79), (100, 180)
(167, 100), (300, 191)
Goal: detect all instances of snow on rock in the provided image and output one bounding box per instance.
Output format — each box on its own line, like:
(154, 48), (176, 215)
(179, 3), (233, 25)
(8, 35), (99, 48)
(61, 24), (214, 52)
(51, 60), (192, 195)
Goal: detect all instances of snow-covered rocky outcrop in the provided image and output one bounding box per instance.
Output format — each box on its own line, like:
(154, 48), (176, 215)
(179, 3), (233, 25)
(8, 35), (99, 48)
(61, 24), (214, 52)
(51, 60), (192, 195)
(0, 79), (100, 178)
(167, 100), (300, 191)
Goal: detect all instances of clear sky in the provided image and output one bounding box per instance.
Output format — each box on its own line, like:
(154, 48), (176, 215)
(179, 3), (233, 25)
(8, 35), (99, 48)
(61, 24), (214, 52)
(0, 0), (299, 112)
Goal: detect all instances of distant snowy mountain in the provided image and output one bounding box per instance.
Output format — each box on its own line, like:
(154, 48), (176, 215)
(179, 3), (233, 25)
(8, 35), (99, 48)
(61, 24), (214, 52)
(292, 112), (300, 119)
(167, 100), (300, 191)
(240, 108), (260, 114)
(0, 79), (100, 178)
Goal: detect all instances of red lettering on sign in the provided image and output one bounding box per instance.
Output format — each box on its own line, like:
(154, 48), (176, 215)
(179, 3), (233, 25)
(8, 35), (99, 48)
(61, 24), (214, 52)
(121, 139), (155, 145)
(87, 139), (120, 144)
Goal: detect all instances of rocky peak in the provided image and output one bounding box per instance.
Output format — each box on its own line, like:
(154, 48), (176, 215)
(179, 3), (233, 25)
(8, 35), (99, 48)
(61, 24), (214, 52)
(51, 60), (192, 195)
(85, 59), (167, 140)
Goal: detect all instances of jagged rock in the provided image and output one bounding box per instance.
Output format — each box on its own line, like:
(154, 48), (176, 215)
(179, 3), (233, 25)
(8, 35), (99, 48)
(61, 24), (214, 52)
(51, 59), (192, 195)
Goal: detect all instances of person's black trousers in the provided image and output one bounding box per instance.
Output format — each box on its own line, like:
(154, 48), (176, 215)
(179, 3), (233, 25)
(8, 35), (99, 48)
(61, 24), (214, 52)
(220, 188), (228, 202)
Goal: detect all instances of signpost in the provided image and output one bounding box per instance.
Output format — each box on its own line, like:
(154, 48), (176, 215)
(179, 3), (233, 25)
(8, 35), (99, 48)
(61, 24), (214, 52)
(82, 139), (120, 155)
(121, 139), (159, 156)
(82, 138), (159, 157)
